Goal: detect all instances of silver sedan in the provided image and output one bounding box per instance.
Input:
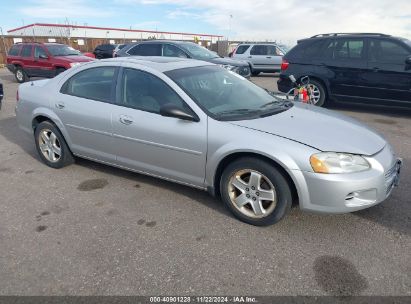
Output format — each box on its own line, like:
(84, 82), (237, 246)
(15, 57), (402, 226)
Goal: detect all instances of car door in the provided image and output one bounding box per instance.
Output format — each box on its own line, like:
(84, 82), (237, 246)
(111, 66), (207, 187)
(56, 65), (118, 162)
(323, 38), (368, 98)
(20, 45), (34, 76)
(32, 46), (54, 77)
(363, 38), (411, 104)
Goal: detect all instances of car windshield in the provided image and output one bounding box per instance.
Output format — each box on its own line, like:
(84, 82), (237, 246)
(166, 65), (292, 121)
(179, 43), (220, 60)
(402, 38), (411, 48)
(46, 45), (80, 56)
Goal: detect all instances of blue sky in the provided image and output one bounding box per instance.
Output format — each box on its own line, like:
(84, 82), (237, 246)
(1, 0), (411, 44)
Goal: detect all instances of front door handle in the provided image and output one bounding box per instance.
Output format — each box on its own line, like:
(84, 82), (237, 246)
(247, 56), (252, 58)
(55, 102), (65, 109)
(266, 56), (272, 59)
(372, 67), (379, 72)
(119, 115), (133, 125)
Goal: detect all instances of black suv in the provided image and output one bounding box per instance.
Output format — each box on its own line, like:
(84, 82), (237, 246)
(116, 40), (251, 78)
(93, 44), (126, 59)
(277, 33), (411, 107)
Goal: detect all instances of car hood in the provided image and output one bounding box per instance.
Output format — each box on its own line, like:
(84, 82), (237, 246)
(208, 57), (248, 67)
(54, 55), (95, 63)
(231, 103), (386, 156)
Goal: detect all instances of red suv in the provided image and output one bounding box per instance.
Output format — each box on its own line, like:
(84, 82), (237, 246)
(6, 43), (94, 83)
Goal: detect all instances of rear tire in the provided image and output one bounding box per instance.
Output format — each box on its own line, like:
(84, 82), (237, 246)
(15, 67), (27, 83)
(220, 157), (292, 226)
(309, 79), (327, 107)
(34, 121), (74, 169)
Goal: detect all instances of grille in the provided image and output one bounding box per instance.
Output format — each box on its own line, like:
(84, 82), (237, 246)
(384, 161), (400, 195)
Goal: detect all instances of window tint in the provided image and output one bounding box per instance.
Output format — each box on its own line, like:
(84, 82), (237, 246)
(8, 45), (22, 56)
(235, 45), (250, 54)
(128, 44), (162, 56)
(34, 46), (47, 58)
(369, 39), (410, 63)
(62, 67), (116, 102)
(163, 44), (188, 58)
(250, 45), (281, 56)
(121, 68), (187, 114)
(334, 39), (364, 59)
(21, 45), (32, 57)
(302, 40), (326, 58)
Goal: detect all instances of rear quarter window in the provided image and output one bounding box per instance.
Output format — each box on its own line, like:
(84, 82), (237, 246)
(8, 45), (22, 56)
(285, 39), (326, 61)
(235, 45), (250, 54)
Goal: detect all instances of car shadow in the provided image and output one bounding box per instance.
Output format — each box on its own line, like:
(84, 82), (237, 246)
(75, 158), (233, 217)
(0, 116), (231, 217)
(327, 102), (411, 118)
(354, 156), (410, 236)
(0, 116), (39, 161)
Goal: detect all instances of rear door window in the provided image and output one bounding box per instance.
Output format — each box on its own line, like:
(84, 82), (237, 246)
(333, 39), (364, 59)
(235, 45), (250, 54)
(250, 45), (267, 55)
(128, 44), (162, 56)
(21, 45), (33, 57)
(61, 67), (117, 103)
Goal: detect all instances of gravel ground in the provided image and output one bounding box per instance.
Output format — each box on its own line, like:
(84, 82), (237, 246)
(0, 69), (410, 296)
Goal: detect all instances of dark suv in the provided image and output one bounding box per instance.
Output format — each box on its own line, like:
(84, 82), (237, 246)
(116, 40), (251, 78)
(277, 33), (411, 107)
(93, 44), (126, 59)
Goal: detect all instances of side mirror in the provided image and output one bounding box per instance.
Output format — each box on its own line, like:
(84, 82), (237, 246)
(405, 56), (411, 65)
(39, 54), (49, 59)
(160, 103), (199, 122)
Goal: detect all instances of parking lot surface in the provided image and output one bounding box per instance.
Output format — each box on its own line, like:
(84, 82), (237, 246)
(0, 69), (410, 296)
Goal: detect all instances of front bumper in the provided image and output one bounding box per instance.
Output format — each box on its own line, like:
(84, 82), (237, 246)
(296, 144), (402, 213)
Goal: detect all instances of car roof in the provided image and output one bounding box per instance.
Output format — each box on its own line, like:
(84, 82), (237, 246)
(97, 56), (214, 72)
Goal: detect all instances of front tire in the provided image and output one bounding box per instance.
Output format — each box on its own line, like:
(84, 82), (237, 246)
(15, 67), (27, 83)
(34, 121), (74, 169)
(220, 158), (292, 226)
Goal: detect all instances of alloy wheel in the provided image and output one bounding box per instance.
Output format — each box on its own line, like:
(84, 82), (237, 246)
(228, 169), (277, 218)
(38, 129), (62, 163)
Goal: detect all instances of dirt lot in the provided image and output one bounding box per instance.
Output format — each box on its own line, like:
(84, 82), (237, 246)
(0, 69), (410, 296)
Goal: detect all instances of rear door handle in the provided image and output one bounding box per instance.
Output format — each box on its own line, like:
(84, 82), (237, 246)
(372, 67), (380, 72)
(55, 102), (65, 109)
(266, 56), (272, 59)
(119, 115), (133, 125)
(247, 56), (252, 58)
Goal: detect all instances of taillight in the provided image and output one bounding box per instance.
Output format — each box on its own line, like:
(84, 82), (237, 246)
(16, 90), (19, 102)
(281, 59), (289, 71)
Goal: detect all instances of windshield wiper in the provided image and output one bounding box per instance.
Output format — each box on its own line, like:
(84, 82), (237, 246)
(215, 108), (260, 117)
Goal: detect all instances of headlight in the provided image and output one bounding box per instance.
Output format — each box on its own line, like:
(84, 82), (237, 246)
(69, 62), (81, 68)
(310, 152), (370, 174)
(220, 64), (239, 72)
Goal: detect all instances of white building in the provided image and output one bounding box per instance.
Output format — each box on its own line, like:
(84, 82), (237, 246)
(7, 23), (223, 44)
